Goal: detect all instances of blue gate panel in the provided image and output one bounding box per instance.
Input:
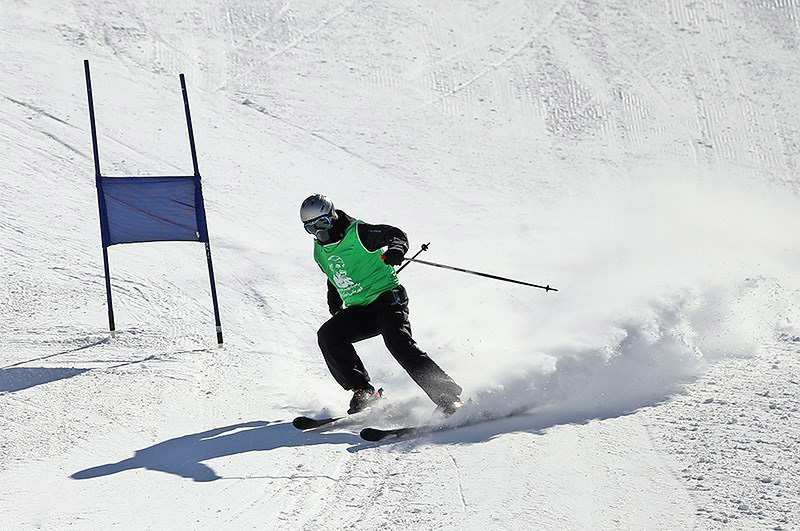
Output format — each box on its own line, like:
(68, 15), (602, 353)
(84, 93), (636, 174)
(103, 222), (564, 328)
(99, 176), (208, 246)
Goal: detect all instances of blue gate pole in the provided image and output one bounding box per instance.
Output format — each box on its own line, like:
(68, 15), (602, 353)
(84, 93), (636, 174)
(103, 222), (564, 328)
(180, 74), (224, 347)
(84, 60), (116, 338)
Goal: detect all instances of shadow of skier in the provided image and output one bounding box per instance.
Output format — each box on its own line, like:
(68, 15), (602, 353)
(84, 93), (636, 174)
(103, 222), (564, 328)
(71, 420), (361, 482)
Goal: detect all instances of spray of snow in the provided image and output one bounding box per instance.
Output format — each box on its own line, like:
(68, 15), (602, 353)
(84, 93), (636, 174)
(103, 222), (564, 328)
(380, 168), (800, 424)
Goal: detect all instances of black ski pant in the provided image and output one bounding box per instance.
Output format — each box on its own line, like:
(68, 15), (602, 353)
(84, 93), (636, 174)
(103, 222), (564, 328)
(317, 285), (462, 407)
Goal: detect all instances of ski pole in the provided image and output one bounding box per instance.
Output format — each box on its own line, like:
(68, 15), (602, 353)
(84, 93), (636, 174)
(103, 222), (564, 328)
(396, 242), (430, 273)
(402, 256), (558, 292)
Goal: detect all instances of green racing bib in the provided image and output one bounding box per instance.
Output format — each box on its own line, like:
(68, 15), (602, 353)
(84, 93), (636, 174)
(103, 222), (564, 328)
(314, 221), (399, 307)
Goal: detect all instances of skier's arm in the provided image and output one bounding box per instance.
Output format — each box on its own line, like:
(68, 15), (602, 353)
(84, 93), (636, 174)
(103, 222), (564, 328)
(327, 280), (343, 315)
(358, 223), (409, 254)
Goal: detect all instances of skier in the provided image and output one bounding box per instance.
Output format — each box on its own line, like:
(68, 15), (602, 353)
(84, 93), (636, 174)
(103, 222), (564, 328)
(301, 194), (463, 415)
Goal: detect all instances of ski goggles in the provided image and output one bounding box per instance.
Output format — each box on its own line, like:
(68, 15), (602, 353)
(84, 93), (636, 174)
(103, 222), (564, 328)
(303, 214), (334, 234)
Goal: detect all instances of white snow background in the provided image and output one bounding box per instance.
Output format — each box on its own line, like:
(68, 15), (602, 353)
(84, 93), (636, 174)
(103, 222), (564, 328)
(1, 1), (799, 529)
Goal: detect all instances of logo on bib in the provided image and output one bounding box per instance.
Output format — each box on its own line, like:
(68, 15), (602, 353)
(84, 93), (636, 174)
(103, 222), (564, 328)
(328, 255), (363, 296)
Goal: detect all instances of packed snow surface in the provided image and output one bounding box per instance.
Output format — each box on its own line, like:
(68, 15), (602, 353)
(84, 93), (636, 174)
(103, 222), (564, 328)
(1, 1), (799, 529)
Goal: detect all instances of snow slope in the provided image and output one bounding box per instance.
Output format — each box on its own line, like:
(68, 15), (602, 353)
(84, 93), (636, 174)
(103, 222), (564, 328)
(1, 0), (799, 529)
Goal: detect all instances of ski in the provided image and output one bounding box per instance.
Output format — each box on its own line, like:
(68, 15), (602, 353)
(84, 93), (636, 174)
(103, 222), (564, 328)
(359, 406), (530, 442)
(360, 425), (428, 441)
(292, 416), (345, 430)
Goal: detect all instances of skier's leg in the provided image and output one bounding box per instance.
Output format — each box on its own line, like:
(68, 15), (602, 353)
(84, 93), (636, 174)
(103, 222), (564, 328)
(317, 307), (380, 390)
(374, 286), (462, 406)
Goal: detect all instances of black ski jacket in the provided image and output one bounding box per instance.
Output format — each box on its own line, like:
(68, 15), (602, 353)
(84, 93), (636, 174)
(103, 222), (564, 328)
(322, 210), (409, 314)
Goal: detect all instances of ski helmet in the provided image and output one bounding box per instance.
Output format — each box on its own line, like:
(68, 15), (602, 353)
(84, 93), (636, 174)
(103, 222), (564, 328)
(300, 194), (336, 222)
(300, 194), (338, 242)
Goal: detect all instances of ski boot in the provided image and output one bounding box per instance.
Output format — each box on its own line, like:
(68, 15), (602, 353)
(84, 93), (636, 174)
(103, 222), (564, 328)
(435, 395), (464, 417)
(347, 385), (383, 414)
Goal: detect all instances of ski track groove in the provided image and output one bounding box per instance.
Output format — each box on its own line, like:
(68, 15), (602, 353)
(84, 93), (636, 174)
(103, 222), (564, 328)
(218, 0), (358, 91)
(2, 95), (75, 127)
(427, 0), (571, 106)
(239, 99), (390, 173)
(445, 447), (468, 518)
(287, 447), (393, 530)
(221, 2), (292, 58)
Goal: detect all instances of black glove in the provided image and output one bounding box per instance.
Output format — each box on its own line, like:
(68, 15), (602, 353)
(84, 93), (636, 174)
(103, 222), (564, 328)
(381, 248), (405, 266)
